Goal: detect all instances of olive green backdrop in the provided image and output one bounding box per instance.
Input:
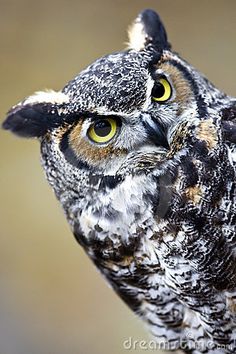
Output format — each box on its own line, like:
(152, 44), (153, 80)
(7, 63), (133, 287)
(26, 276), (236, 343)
(0, 1), (235, 354)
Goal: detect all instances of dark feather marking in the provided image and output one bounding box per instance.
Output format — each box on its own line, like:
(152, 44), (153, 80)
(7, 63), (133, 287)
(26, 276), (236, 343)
(168, 59), (207, 118)
(60, 128), (90, 170)
(99, 175), (124, 190)
(221, 105), (236, 122)
(222, 121), (236, 143)
(2, 103), (62, 138)
(221, 105), (236, 143)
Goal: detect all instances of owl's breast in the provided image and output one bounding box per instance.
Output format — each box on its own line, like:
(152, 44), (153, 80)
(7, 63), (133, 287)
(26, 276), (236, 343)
(76, 172), (160, 258)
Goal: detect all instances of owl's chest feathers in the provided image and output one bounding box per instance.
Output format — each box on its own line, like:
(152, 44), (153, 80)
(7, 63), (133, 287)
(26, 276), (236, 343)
(79, 154), (235, 294)
(77, 173), (160, 253)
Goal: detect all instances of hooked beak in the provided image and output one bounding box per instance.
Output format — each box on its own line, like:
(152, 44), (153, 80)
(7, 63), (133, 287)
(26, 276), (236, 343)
(142, 115), (169, 149)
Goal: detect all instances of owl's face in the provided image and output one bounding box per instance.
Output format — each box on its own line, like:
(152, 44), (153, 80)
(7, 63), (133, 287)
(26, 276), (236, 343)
(54, 51), (185, 173)
(58, 49), (197, 172)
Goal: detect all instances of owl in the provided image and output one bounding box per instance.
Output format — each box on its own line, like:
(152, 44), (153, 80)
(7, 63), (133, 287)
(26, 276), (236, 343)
(2, 9), (236, 354)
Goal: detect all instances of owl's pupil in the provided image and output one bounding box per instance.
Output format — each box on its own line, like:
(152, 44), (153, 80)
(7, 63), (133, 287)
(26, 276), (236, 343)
(94, 120), (112, 137)
(152, 82), (165, 98)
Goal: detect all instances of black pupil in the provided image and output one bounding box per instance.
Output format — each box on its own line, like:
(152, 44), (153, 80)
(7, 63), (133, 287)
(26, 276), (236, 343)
(152, 82), (165, 98)
(94, 120), (112, 137)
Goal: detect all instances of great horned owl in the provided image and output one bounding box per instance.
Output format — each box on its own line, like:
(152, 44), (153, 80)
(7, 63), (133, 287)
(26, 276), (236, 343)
(2, 9), (236, 354)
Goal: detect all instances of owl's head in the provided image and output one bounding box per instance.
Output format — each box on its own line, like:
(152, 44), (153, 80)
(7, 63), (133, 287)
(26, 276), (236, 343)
(2, 9), (223, 194)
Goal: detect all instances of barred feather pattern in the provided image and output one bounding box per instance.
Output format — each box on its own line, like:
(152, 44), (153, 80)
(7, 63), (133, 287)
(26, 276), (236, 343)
(40, 105), (236, 353)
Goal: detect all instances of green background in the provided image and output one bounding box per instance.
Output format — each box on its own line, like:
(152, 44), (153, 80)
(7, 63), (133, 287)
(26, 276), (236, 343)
(1, 1), (236, 353)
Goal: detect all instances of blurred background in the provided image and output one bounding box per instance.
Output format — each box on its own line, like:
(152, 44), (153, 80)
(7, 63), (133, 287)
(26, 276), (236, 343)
(0, 1), (236, 353)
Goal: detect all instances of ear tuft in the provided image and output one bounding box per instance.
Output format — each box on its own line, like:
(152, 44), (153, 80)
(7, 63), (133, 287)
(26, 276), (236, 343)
(2, 90), (69, 138)
(127, 9), (170, 52)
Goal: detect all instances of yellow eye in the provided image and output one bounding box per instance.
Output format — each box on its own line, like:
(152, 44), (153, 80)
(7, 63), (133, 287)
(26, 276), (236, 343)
(151, 78), (172, 102)
(88, 117), (118, 144)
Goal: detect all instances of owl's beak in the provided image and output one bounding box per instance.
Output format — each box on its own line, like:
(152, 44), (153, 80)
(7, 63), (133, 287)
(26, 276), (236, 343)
(142, 116), (169, 149)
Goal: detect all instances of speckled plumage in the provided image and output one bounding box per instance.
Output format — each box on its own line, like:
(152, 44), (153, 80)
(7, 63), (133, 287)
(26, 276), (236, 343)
(3, 9), (236, 354)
